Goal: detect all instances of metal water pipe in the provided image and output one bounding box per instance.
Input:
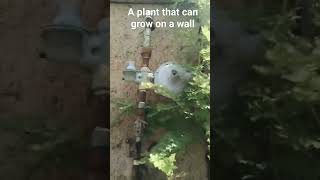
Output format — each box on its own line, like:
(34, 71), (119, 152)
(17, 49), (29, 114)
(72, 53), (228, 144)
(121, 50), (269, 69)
(39, 1), (109, 179)
(121, 14), (192, 180)
(133, 16), (154, 180)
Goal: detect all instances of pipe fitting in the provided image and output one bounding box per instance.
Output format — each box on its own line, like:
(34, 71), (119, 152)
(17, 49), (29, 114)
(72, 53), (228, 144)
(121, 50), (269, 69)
(90, 127), (110, 147)
(138, 102), (145, 109)
(40, 1), (108, 65)
(141, 48), (152, 66)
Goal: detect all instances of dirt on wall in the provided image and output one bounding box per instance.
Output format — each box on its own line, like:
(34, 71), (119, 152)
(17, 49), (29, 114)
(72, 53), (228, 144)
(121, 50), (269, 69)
(110, 2), (208, 180)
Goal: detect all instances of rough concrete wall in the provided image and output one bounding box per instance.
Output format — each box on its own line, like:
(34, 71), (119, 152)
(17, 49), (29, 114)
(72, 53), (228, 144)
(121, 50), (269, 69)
(0, 0), (108, 123)
(110, 3), (208, 180)
(0, 0), (107, 179)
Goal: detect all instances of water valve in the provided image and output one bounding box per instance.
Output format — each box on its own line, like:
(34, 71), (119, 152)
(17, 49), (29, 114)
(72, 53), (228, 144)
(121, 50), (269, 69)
(122, 61), (154, 85)
(122, 61), (138, 81)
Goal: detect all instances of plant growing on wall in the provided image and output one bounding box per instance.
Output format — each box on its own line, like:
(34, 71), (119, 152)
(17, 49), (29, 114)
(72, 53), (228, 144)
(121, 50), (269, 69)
(115, 0), (210, 178)
(142, 0), (211, 178)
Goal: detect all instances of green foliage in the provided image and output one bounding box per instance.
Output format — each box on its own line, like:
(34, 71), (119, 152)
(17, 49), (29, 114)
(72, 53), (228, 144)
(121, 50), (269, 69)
(242, 4), (320, 151)
(145, 62), (210, 176)
(147, 131), (194, 178)
(145, 0), (210, 177)
(149, 153), (176, 178)
(115, 1), (210, 178)
(220, 1), (320, 179)
(111, 98), (135, 126)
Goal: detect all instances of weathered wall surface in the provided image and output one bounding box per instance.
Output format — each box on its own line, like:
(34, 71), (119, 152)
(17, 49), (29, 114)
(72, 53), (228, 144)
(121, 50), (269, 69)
(0, 0), (208, 179)
(0, 0), (107, 179)
(110, 2), (208, 180)
(0, 0), (107, 121)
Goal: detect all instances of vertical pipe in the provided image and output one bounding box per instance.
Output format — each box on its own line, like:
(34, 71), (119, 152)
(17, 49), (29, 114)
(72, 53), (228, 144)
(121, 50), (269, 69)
(53, 0), (83, 27)
(133, 16), (154, 180)
(143, 28), (152, 48)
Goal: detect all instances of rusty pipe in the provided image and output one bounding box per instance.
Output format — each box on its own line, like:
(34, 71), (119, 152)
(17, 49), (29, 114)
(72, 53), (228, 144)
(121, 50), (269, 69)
(133, 16), (154, 180)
